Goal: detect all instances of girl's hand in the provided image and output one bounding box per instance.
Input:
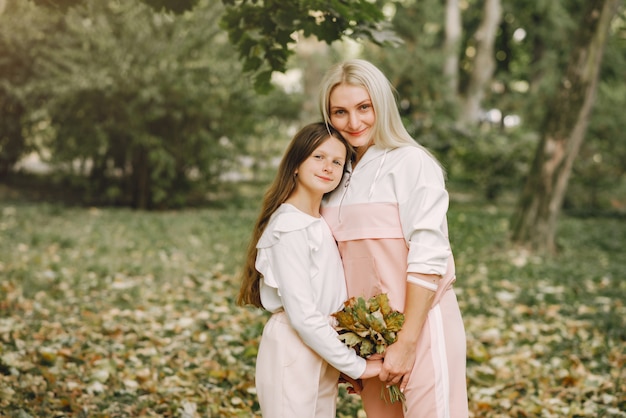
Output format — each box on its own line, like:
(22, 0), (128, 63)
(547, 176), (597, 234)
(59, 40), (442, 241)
(360, 358), (383, 380)
(339, 373), (363, 394)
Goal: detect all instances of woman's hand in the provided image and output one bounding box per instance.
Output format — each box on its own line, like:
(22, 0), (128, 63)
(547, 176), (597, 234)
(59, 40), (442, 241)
(378, 338), (416, 392)
(377, 279), (435, 392)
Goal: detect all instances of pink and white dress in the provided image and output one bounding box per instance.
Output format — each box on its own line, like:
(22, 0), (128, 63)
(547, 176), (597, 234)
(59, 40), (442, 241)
(255, 203), (366, 418)
(321, 145), (469, 418)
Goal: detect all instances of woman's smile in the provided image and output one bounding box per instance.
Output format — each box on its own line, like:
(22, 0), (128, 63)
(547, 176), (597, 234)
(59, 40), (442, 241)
(329, 83), (376, 149)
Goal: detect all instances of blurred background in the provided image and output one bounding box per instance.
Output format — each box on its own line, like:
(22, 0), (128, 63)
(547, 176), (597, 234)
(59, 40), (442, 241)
(1, 1), (625, 416)
(2, 0), (625, 216)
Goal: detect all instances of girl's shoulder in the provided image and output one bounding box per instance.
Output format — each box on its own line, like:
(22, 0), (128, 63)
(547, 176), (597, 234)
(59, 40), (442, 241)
(257, 204), (320, 249)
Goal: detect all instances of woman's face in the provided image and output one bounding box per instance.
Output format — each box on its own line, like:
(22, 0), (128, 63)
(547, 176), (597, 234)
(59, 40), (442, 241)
(328, 84), (376, 148)
(295, 136), (347, 195)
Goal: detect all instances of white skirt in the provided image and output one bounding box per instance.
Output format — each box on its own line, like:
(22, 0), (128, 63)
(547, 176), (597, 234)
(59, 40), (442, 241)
(255, 311), (340, 418)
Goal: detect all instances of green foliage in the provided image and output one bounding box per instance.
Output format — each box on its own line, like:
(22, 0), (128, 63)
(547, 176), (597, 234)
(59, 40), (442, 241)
(0, 2), (51, 175)
(361, 0), (626, 210)
(0, 200), (623, 415)
(3, 0), (625, 214)
(31, 0), (83, 9)
(444, 127), (538, 201)
(364, 0), (454, 122)
(4, 0), (301, 209)
(363, 1), (508, 197)
(33, 0), (201, 13)
(220, 0), (400, 92)
(37, 0), (255, 209)
(567, 25), (626, 212)
(141, 0), (200, 14)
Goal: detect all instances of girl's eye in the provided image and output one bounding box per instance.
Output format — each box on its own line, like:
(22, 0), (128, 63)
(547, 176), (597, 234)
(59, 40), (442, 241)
(313, 154), (323, 159)
(334, 161), (343, 167)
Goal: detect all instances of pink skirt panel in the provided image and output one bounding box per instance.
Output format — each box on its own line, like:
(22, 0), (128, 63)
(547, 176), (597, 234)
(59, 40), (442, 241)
(338, 239), (456, 311)
(354, 290), (468, 418)
(338, 238), (468, 417)
(338, 238), (409, 312)
(321, 203), (404, 241)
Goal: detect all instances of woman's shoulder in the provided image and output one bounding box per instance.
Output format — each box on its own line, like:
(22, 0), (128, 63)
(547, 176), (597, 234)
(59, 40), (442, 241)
(388, 145), (442, 171)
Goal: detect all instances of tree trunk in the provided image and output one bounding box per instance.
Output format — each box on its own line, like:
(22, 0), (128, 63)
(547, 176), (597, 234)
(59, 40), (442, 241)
(528, 11), (546, 94)
(510, 0), (620, 253)
(132, 146), (151, 210)
(443, 0), (461, 96)
(459, 0), (502, 125)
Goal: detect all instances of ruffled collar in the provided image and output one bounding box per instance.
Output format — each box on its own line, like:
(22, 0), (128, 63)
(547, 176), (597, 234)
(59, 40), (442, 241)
(256, 204), (321, 249)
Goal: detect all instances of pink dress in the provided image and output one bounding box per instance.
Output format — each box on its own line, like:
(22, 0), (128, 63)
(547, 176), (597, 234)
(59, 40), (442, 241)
(321, 145), (468, 418)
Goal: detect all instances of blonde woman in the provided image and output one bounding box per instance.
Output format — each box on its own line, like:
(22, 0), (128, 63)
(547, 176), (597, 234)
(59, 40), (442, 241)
(319, 59), (469, 417)
(238, 122), (382, 417)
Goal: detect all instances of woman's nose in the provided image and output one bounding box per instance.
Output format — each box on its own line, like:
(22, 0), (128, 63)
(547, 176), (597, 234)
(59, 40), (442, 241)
(348, 112), (359, 129)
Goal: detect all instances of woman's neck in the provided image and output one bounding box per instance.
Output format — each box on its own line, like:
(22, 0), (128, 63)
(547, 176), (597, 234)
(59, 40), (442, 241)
(353, 144), (373, 167)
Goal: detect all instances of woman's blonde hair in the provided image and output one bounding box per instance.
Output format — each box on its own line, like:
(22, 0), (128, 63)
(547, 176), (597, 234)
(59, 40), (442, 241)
(319, 59), (433, 155)
(237, 122), (353, 308)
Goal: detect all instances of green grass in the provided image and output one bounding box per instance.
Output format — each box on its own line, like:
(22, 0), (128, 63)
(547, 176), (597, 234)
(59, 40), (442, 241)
(0, 198), (624, 417)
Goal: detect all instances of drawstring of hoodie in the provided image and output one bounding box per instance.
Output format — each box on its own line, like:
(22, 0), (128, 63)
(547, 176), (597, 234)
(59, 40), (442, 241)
(337, 169), (351, 223)
(337, 148), (388, 223)
(368, 148), (387, 200)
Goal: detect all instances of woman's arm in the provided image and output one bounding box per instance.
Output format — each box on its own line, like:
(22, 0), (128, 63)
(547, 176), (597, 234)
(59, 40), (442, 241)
(378, 275), (437, 391)
(382, 150), (450, 389)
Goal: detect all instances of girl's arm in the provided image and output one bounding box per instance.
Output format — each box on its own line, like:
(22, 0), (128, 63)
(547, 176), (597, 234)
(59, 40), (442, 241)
(264, 229), (366, 379)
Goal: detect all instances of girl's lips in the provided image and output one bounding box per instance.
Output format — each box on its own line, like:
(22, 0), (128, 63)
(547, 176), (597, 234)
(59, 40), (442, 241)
(317, 175), (333, 181)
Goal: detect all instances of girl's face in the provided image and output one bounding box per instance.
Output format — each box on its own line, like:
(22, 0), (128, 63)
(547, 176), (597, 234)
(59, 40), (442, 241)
(295, 136), (347, 195)
(328, 83), (376, 148)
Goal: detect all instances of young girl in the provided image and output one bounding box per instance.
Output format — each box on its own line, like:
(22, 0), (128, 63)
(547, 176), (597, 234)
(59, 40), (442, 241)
(237, 122), (382, 417)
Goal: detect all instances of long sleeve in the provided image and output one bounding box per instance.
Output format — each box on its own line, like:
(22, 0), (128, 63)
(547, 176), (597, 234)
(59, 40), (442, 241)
(396, 148), (452, 277)
(256, 206), (366, 379)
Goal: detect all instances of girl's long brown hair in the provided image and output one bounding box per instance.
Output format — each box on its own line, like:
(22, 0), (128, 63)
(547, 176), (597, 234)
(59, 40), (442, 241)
(237, 122), (353, 308)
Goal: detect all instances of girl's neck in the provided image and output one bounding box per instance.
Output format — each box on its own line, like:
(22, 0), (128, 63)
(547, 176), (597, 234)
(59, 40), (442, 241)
(285, 192), (322, 218)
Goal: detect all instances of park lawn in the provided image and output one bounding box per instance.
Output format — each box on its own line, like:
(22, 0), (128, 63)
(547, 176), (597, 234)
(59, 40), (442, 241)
(0, 199), (624, 417)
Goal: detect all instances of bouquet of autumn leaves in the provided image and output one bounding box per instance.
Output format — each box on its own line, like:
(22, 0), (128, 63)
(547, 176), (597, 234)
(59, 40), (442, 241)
(332, 293), (406, 408)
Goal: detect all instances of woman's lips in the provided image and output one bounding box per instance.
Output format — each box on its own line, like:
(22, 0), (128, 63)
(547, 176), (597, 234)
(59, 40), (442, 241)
(347, 128), (367, 137)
